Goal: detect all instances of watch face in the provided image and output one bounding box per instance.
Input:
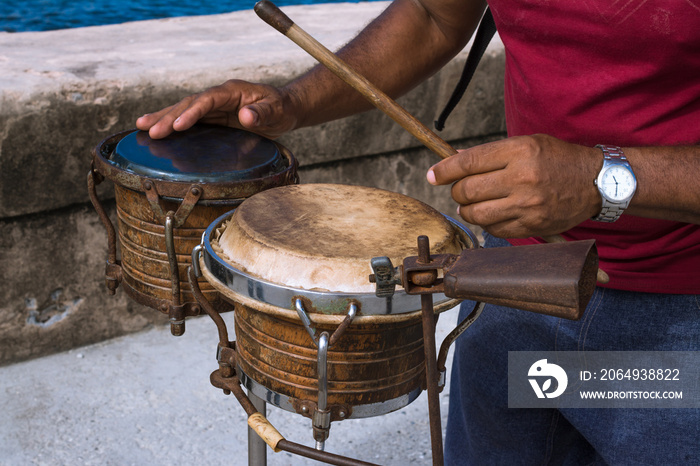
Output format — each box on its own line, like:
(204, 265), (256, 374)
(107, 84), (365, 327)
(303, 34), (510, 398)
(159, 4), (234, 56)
(600, 165), (636, 201)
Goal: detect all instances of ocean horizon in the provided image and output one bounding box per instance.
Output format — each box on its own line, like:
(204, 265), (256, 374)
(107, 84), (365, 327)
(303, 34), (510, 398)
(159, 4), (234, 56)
(1, 0), (374, 33)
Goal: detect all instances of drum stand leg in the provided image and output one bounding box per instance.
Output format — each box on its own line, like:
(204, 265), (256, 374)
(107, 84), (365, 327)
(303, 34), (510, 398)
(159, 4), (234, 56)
(248, 391), (268, 466)
(416, 236), (444, 466)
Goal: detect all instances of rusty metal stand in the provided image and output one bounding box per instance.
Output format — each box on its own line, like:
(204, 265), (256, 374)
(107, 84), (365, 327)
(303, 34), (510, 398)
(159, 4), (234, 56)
(421, 292), (444, 466)
(416, 236), (444, 466)
(248, 391), (267, 466)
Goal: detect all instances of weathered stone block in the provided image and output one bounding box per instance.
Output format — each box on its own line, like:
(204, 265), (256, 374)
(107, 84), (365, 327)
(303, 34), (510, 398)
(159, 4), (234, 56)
(0, 204), (162, 365)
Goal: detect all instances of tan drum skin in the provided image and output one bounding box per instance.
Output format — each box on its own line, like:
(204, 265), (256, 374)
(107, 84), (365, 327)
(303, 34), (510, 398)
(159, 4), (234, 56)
(216, 184), (464, 293)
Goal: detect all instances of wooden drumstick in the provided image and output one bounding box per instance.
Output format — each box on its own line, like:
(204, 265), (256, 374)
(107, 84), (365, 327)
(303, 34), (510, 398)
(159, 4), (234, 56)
(254, 0), (609, 284)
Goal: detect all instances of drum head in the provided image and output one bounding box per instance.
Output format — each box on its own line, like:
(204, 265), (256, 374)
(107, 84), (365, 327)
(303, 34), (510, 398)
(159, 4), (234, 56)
(108, 124), (286, 182)
(215, 184), (464, 293)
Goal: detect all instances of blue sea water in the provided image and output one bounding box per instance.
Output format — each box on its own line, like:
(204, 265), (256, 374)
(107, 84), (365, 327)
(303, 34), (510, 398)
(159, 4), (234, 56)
(0, 0), (373, 33)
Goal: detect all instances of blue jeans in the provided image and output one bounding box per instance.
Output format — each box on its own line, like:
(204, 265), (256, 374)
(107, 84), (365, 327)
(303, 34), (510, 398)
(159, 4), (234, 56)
(444, 234), (700, 465)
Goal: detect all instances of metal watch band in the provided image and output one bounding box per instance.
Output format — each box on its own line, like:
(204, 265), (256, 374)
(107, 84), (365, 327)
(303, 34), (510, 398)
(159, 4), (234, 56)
(593, 145), (630, 223)
(595, 202), (626, 222)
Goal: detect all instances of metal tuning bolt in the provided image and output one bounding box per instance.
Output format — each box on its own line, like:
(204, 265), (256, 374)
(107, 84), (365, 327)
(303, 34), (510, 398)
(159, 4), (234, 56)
(313, 332), (331, 450)
(369, 256), (402, 298)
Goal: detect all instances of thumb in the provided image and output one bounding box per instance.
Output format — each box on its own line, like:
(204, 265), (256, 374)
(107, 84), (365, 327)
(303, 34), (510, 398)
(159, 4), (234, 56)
(238, 106), (261, 129)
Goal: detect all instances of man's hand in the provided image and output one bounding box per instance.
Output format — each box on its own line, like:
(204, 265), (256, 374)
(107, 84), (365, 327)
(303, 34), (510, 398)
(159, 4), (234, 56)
(427, 134), (603, 238)
(136, 80), (301, 139)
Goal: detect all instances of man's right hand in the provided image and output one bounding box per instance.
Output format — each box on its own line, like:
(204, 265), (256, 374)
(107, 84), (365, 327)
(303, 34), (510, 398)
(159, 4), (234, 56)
(135, 79), (301, 139)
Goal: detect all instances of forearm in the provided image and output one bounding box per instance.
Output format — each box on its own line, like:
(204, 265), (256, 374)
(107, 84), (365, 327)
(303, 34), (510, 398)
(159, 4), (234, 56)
(624, 145), (700, 224)
(284, 0), (486, 128)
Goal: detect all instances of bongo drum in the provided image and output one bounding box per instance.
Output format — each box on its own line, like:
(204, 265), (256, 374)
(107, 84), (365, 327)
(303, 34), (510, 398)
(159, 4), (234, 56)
(88, 124), (298, 335)
(194, 184), (477, 439)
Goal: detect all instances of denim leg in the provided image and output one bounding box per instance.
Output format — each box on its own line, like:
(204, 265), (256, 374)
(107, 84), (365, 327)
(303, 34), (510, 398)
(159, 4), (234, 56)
(556, 288), (700, 465)
(444, 234), (700, 465)
(444, 301), (600, 465)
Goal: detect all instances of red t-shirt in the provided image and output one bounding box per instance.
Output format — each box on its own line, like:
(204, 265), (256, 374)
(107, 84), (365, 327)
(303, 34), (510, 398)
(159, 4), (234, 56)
(488, 0), (700, 294)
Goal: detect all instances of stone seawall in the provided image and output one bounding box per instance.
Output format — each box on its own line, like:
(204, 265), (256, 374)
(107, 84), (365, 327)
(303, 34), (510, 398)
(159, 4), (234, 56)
(0, 3), (505, 365)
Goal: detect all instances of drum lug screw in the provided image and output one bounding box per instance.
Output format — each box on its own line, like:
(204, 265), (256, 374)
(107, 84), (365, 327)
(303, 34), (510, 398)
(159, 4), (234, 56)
(170, 320), (186, 336)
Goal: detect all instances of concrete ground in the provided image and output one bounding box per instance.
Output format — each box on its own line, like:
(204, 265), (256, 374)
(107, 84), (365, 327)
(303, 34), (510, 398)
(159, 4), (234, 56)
(0, 308), (460, 465)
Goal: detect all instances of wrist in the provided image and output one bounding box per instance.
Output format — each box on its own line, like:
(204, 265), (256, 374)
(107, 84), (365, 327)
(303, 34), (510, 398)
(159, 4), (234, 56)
(280, 82), (310, 130)
(585, 146), (606, 219)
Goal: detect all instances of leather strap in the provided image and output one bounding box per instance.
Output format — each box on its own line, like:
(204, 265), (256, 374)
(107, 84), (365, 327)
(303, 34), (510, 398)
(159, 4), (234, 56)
(435, 7), (497, 131)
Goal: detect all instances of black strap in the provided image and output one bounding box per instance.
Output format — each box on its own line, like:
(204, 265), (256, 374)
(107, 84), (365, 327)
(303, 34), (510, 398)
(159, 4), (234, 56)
(434, 7), (497, 131)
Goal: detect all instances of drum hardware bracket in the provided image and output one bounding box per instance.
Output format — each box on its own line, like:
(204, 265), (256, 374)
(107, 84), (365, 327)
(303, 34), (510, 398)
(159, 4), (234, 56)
(291, 400), (352, 423)
(88, 167), (122, 295)
(191, 243), (204, 278)
(369, 254), (459, 299)
(120, 277), (205, 336)
(294, 299), (358, 449)
(189, 262), (238, 390)
(188, 263), (233, 352)
(372, 240), (487, 393)
(167, 302), (199, 337)
(293, 299), (358, 347)
(153, 182), (202, 334)
(104, 262), (123, 295)
(368, 256), (402, 298)
(164, 213), (182, 309)
(216, 342), (238, 382)
(435, 300), (486, 391)
(314, 332), (330, 450)
(143, 179), (203, 227)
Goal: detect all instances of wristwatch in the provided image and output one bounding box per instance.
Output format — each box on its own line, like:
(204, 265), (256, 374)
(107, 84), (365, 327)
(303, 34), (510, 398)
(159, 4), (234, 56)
(593, 145), (637, 222)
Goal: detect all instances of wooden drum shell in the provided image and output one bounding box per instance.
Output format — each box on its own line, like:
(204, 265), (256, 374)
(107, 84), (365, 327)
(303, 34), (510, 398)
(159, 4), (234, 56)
(200, 254), (462, 417)
(233, 301), (426, 411)
(116, 184), (236, 304)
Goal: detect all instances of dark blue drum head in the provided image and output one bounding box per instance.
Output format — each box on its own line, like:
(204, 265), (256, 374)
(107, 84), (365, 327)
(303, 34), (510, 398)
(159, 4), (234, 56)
(109, 125), (285, 182)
